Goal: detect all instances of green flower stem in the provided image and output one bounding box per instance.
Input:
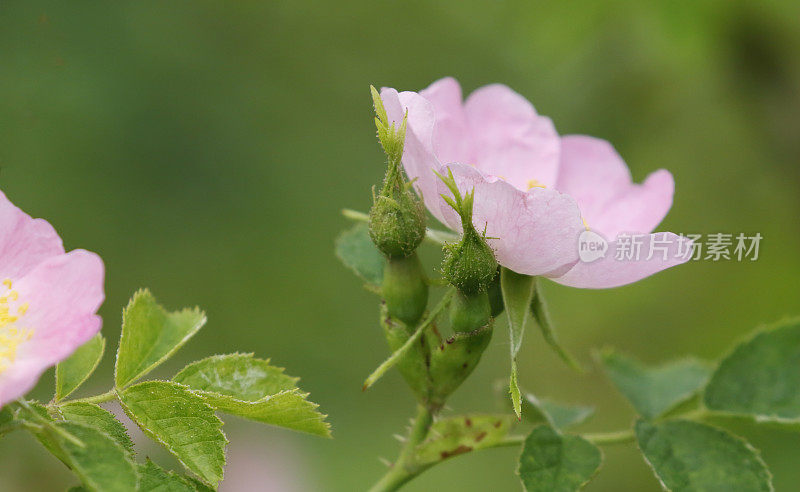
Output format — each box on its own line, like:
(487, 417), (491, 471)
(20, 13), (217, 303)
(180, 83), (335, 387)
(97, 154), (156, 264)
(342, 208), (457, 245)
(55, 389), (118, 406)
(368, 405), (434, 492)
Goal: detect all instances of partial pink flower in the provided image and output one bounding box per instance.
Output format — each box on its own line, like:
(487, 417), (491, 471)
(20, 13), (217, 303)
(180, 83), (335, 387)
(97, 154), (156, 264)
(380, 77), (690, 288)
(0, 191), (104, 407)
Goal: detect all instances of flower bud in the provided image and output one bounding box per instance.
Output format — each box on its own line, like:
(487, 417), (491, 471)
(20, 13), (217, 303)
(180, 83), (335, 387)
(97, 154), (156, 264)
(367, 85), (426, 259)
(369, 190), (426, 259)
(382, 253), (429, 326)
(438, 169), (498, 296)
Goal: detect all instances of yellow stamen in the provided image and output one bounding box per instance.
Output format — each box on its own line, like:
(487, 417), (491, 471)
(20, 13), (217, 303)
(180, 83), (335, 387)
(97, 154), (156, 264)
(526, 179), (546, 190)
(581, 217), (590, 231)
(0, 279), (33, 374)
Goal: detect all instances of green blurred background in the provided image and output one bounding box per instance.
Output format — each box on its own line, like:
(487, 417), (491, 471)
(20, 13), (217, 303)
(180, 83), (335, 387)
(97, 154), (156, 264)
(1, 1), (799, 490)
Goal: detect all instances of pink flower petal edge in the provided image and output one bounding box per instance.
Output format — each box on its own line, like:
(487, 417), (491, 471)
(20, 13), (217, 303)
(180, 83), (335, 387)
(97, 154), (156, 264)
(551, 233), (692, 289)
(0, 192), (105, 408)
(381, 77), (690, 287)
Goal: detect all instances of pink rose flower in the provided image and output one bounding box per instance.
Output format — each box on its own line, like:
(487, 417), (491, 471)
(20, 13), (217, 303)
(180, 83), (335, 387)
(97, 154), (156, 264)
(380, 77), (690, 288)
(0, 191), (104, 407)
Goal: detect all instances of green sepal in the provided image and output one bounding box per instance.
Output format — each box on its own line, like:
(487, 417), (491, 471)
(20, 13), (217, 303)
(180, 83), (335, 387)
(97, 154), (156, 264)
(529, 280), (582, 372)
(381, 306), (432, 403)
(500, 268), (536, 418)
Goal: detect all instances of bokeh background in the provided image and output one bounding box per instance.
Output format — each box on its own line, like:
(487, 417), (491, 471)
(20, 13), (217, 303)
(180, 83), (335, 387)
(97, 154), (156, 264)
(1, 1), (799, 490)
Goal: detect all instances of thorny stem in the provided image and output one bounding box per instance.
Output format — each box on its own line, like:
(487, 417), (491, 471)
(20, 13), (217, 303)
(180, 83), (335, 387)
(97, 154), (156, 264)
(369, 423), (636, 492)
(368, 405), (434, 492)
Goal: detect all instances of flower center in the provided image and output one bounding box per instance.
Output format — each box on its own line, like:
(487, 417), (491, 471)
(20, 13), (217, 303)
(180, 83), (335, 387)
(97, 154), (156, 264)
(0, 279), (32, 374)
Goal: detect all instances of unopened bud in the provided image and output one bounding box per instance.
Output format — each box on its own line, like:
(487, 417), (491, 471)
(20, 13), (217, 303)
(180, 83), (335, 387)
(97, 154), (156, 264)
(438, 169), (497, 296)
(367, 85), (426, 258)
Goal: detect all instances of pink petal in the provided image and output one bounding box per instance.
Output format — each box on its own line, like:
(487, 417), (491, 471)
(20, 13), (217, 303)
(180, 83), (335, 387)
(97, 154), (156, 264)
(442, 163), (585, 276)
(464, 84), (560, 190)
(0, 250), (105, 406)
(0, 191), (65, 280)
(555, 136), (674, 238)
(381, 87), (449, 225)
(550, 232), (692, 288)
(0, 357), (55, 408)
(16, 250), (105, 351)
(419, 77), (472, 165)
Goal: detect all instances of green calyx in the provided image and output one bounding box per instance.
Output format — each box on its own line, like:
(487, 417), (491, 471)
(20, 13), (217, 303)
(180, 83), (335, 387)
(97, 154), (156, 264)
(438, 168), (498, 296)
(368, 85), (426, 259)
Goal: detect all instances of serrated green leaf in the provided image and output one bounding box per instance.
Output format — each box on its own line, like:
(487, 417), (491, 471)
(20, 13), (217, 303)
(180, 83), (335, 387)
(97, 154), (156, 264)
(704, 318), (800, 423)
(119, 381), (227, 487)
(413, 414), (515, 467)
(173, 354), (330, 438)
(501, 268), (536, 418)
(522, 393), (594, 431)
(518, 425), (602, 492)
(185, 477), (215, 492)
(137, 459), (197, 492)
(115, 290), (206, 389)
(335, 223), (385, 287)
(173, 354), (298, 399)
(58, 402), (134, 452)
(600, 350), (711, 420)
(50, 422), (138, 492)
(56, 335), (106, 401)
(530, 281), (582, 372)
(635, 419), (773, 492)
